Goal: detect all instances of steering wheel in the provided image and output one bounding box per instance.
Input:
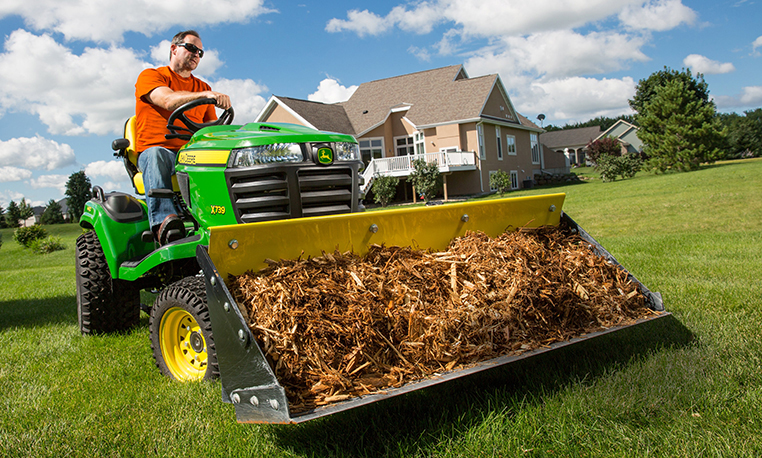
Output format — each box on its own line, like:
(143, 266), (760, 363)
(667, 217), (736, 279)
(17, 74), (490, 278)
(165, 97), (235, 140)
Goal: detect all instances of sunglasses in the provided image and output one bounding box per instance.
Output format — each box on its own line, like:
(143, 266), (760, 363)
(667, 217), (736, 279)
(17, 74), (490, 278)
(177, 42), (204, 58)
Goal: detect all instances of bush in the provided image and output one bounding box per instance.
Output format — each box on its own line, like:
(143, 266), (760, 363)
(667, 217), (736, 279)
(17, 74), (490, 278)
(371, 175), (399, 207)
(490, 170), (513, 195)
(13, 225), (49, 248)
(595, 153), (643, 182)
(29, 236), (66, 254)
(409, 159), (441, 202)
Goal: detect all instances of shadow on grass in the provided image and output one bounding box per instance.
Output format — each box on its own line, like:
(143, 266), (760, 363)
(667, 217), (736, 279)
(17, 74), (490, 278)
(0, 295), (77, 330)
(270, 314), (693, 457)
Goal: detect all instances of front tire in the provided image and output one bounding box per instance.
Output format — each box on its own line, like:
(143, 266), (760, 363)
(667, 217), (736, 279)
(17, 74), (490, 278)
(75, 231), (140, 334)
(149, 276), (219, 381)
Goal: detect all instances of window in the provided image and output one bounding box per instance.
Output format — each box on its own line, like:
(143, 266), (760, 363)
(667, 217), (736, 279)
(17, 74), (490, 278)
(414, 132), (425, 155)
(530, 133), (540, 164)
(510, 170), (519, 190)
(496, 126), (503, 160)
(395, 136), (414, 156)
(359, 138), (384, 166)
(506, 135), (516, 155)
(477, 124), (485, 160)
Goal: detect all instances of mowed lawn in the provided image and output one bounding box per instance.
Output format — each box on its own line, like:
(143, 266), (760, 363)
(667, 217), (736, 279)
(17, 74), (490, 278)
(0, 158), (760, 457)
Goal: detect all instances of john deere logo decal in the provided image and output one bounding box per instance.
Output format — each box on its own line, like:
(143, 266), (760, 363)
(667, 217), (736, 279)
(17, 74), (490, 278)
(317, 147), (334, 165)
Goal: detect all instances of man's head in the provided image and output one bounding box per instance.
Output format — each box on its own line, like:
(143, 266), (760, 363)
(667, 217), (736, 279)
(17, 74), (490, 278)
(169, 30), (203, 75)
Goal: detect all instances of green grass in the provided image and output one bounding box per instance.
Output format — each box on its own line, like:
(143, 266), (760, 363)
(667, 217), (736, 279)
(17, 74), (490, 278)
(1, 158), (761, 457)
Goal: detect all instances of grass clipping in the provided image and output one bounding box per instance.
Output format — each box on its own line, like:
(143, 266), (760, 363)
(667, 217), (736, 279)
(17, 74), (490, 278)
(229, 225), (655, 413)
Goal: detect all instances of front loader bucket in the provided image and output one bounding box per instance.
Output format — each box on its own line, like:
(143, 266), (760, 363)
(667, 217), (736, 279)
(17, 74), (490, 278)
(198, 193), (668, 424)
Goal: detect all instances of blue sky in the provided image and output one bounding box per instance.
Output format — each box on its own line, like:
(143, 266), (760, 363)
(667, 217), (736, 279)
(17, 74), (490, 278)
(0, 0), (760, 208)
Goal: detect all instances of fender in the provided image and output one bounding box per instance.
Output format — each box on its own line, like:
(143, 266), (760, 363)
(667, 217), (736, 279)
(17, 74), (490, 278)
(79, 190), (153, 278)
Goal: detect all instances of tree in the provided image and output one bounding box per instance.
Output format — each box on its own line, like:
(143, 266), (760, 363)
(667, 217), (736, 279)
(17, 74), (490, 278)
(586, 136), (623, 163)
(0, 203), (6, 229)
(489, 170), (513, 195)
(65, 171), (92, 222)
(371, 175), (399, 207)
(40, 199), (66, 225)
(408, 159), (440, 202)
(18, 198), (34, 226)
(719, 109), (762, 159)
(630, 67), (710, 115)
(5, 200), (21, 228)
(634, 76), (725, 172)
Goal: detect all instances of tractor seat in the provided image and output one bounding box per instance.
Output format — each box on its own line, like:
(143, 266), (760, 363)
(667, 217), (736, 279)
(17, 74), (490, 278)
(112, 116), (178, 195)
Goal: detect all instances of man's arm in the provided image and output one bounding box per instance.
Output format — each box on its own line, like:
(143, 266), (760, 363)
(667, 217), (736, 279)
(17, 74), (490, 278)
(144, 86), (232, 112)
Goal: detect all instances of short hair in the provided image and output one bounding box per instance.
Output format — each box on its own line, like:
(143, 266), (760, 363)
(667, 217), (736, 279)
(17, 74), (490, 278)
(169, 30), (201, 60)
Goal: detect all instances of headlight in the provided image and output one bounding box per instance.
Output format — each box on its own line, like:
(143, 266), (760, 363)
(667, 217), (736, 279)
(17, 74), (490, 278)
(335, 142), (360, 162)
(229, 144), (304, 167)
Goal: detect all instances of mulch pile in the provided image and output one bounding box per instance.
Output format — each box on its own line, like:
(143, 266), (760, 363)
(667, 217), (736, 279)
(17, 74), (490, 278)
(229, 224), (655, 413)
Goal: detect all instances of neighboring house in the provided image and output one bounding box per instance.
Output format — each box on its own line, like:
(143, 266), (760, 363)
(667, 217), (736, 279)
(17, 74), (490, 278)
(594, 119), (643, 155)
(539, 126), (601, 167)
(257, 65), (568, 200)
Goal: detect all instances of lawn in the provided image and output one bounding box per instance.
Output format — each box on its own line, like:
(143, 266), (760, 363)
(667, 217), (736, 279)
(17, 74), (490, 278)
(1, 158), (760, 457)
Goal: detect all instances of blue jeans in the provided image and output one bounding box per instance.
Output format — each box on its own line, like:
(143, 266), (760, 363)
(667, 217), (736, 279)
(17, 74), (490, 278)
(137, 146), (178, 229)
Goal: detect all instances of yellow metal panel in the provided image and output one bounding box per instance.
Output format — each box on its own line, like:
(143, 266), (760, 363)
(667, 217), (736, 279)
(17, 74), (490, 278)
(178, 149), (230, 166)
(209, 193), (565, 280)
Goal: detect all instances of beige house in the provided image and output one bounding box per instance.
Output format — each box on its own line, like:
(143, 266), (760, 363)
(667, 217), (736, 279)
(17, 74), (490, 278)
(257, 65), (568, 200)
(539, 126), (601, 166)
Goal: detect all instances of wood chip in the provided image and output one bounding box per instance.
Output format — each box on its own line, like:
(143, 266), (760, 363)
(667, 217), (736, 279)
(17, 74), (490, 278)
(228, 224), (654, 413)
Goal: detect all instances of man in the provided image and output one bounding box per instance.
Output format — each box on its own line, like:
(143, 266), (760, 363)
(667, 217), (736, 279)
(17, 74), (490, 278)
(134, 30), (231, 245)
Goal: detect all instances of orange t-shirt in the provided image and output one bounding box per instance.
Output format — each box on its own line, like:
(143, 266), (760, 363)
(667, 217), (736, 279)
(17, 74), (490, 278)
(134, 66), (217, 153)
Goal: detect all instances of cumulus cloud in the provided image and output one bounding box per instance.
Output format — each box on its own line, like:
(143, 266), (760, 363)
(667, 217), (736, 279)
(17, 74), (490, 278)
(210, 78), (269, 122)
(752, 36), (762, 56)
(28, 174), (68, 193)
(683, 54), (735, 74)
(0, 0), (275, 43)
(0, 135), (76, 170)
(0, 30), (147, 136)
(0, 167), (33, 182)
(308, 79), (359, 104)
(619, 0), (697, 31)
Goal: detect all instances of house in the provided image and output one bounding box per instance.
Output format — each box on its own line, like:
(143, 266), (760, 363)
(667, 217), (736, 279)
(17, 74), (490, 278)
(257, 65), (568, 200)
(594, 119), (643, 155)
(539, 126), (601, 167)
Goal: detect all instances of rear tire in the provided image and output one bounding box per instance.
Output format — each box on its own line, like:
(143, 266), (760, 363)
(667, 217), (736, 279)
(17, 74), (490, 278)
(75, 231), (140, 334)
(149, 276), (219, 381)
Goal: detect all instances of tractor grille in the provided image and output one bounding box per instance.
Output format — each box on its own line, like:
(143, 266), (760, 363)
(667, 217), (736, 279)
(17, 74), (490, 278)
(227, 165), (357, 224)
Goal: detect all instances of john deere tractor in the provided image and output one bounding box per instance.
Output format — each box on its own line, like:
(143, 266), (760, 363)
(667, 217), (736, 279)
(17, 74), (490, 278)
(76, 99), (364, 381)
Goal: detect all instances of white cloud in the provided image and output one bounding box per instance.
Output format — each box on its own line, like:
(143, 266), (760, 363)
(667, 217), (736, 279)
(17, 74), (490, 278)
(308, 79), (358, 104)
(326, 9), (393, 36)
(0, 135), (76, 170)
(209, 78), (269, 123)
(85, 160), (130, 183)
(683, 54), (735, 74)
(28, 174), (68, 193)
(523, 77), (637, 122)
(0, 166), (33, 182)
(740, 86), (762, 105)
(0, 0), (275, 43)
(752, 36), (762, 56)
(0, 30), (147, 136)
(619, 0), (697, 31)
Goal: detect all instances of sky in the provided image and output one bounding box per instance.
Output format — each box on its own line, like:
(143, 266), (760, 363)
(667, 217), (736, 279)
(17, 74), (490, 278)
(0, 0), (760, 209)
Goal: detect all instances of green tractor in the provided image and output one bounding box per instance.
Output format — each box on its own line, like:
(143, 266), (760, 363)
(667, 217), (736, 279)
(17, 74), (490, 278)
(76, 99), (364, 381)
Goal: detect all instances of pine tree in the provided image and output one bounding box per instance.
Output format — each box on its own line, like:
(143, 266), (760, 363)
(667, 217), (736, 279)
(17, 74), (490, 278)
(636, 78), (725, 172)
(18, 198), (34, 226)
(41, 199), (66, 225)
(5, 200), (21, 228)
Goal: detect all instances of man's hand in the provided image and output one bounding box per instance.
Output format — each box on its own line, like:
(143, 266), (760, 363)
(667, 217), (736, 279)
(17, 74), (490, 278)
(206, 91), (231, 110)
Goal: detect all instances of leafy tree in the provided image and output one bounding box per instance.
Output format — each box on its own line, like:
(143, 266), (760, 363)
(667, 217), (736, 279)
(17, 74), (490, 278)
(65, 171), (92, 222)
(630, 67), (710, 115)
(371, 175), (399, 207)
(408, 159), (441, 202)
(586, 137), (623, 163)
(0, 203), (6, 229)
(718, 109), (762, 159)
(489, 170), (513, 195)
(18, 198), (34, 226)
(634, 77), (725, 172)
(5, 200), (21, 228)
(41, 199), (66, 225)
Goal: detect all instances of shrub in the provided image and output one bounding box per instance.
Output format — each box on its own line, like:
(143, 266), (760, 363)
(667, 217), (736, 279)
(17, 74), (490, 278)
(30, 236), (66, 254)
(595, 153), (643, 182)
(490, 170), (513, 195)
(13, 225), (49, 248)
(371, 175), (399, 207)
(409, 159), (441, 202)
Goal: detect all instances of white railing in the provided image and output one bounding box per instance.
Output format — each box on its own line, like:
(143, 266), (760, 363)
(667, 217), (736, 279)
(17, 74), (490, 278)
(361, 151), (476, 193)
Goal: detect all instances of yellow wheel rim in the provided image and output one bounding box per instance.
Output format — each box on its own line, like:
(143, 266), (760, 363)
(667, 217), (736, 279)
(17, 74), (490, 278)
(159, 307), (208, 381)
